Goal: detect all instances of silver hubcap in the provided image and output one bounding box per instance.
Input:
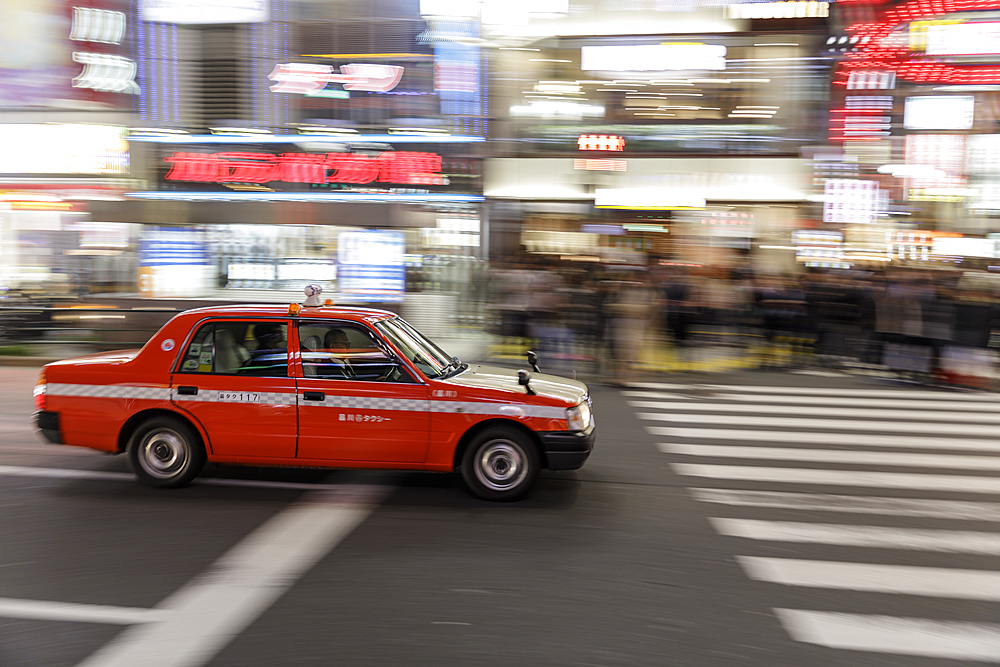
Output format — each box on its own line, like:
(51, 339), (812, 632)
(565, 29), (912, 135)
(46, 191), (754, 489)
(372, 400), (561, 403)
(474, 439), (527, 491)
(140, 428), (189, 479)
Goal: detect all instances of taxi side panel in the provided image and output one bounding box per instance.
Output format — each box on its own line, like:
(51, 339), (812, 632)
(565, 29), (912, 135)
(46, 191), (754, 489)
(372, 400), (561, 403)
(425, 384), (568, 471)
(43, 312), (201, 453)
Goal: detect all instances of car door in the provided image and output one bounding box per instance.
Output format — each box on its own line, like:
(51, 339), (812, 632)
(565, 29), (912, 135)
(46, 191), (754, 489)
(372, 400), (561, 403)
(295, 320), (429, 464)
(171, 319), (298, 460)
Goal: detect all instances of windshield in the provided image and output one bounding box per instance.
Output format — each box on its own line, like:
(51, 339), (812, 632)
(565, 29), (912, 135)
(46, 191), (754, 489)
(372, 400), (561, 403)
(375, 317), (453, 379)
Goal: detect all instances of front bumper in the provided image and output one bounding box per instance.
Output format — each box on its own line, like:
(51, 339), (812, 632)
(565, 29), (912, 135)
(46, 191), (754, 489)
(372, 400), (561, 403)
(538, 421), (595, 470)
(34, 411), (62, 444)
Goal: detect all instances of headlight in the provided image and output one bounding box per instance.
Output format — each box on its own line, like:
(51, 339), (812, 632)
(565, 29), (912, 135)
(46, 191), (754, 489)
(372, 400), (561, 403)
(566, 399), (592, 431)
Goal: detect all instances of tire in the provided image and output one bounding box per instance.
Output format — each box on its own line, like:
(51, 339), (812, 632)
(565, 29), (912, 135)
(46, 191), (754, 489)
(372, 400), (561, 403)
(461, 426), (539, 502)
(127, 416), (206, 488)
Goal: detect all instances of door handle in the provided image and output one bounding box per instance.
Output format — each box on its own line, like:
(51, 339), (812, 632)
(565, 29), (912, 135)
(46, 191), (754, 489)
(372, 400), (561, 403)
(177, 386), (198, 396)
(303, 391), (325, 401)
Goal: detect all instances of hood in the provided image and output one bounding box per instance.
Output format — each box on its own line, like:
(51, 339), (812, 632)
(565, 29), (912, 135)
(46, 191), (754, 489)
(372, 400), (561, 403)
(439, 364), (588, 405)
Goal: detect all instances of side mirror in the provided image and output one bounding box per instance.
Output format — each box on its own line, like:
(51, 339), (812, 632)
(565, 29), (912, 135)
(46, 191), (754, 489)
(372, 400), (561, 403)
(518, 369), (536, 395)
(526, 350), (540, 373)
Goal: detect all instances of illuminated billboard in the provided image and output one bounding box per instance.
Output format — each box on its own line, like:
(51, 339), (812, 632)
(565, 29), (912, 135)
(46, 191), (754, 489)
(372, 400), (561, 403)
(0, 124), (129, 175)
(163, 151), (443, 185)
(581, 44), (726, 72)
(337, 231), (406, 302)
(139, 0), (268, 24)
(904, 96), (975, 130)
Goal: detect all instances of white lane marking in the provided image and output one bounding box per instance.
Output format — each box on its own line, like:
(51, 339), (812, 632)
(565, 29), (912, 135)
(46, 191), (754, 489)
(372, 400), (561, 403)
(641, 413), (1000, 436)
(0, 424), (38, 433)
(0, 598), (170, 625)
(673, 463), (1000, 494)
(627, 382), (686, 391)
(789, 370), (845, 377)
(736, 557), (1000, 600)
(663, 444), (1000, 472)
(650, 427), (1000, 453)
(0, 464), (365, 492)
(717, 393), (1000, 412)
(631, 401), (1000, 423)
(0, 465), (128, 482)
(625, 389), (1000, 411)
(620, 391), (692, 400)
(712, 518), (1000, 554)
(774, 609), (1000, 661)
(706, 384), (1000, 400)
(77, 484), (392, 667)
(690, 489), (1000, 521)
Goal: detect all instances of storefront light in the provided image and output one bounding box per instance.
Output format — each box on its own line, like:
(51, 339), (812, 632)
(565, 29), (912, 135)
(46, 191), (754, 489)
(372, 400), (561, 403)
(125, 192), (485, 203)
(130, 134), (483, 144)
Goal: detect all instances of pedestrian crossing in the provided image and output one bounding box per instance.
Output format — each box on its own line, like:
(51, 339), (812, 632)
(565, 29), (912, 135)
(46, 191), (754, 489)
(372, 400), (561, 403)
(627, 381), (1000, 662)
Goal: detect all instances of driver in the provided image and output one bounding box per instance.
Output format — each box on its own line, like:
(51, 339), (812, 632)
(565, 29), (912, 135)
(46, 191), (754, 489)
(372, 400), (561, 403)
(323, 328), (355, 378)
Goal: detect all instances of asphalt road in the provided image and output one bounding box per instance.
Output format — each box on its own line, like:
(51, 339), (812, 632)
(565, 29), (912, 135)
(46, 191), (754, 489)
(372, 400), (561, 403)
(2, 365), (999, 666)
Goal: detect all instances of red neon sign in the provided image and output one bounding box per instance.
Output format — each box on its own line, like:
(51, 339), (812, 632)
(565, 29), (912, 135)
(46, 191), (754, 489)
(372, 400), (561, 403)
(836, 0), (1000, 86)
(578, 134), (625, 151)
(164, 151), (443, 185)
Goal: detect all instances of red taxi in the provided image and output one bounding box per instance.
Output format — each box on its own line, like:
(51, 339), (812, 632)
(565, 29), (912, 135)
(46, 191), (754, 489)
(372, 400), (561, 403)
(33, 298), (594, 501)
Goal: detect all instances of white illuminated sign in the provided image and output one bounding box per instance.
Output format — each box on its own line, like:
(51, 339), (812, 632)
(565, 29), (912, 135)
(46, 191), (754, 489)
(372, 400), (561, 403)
(70, 8), (126, 44)
(904, 96), (975, 130)
(510, 101), (604, 118)
(595, 188), (705, 209)
(926, 22), (1000, 55)
(268, 63), (404, 95)
(420, 0), (479, 18)
(72, 53), (140, 94)
(932, 237), (995, 257)
(581, 44), (726, 72)
(847, 70), (896, 90)
(139, 0), (269, 24)
(0, 124), (129, 175)
(726, 1), (828, 19)
(823, 179), (879, 224)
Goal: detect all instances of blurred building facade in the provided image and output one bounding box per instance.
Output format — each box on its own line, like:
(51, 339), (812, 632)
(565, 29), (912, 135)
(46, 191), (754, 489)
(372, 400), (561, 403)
(5, 0), (1000, 308)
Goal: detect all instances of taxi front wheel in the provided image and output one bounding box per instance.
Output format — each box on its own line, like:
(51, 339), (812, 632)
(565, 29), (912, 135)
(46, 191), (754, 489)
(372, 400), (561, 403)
(461, 426), (539, 502)
(127, 416), (206, 488)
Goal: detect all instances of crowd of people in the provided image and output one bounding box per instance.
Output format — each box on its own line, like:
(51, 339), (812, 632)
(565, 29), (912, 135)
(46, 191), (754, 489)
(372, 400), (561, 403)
(487, 256), (1000, 386)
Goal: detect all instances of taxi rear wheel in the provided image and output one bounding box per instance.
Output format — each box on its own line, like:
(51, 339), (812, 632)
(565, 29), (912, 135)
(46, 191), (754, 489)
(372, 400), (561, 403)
(461, 426), (539, 502)
(127, 416), (205, 488)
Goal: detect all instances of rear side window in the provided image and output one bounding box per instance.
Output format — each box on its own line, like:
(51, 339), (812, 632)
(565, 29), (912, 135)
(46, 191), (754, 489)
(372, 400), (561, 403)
(176, 321), (289, 377)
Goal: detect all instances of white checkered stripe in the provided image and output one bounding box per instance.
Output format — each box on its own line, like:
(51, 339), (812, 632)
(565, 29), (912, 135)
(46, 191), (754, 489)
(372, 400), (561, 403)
(431, 401), (566, 419)
(171, 389), (297, 406)
(48, 384), (171, 400)
(302, 396), (565, 419)
(302, 395), (430, 412)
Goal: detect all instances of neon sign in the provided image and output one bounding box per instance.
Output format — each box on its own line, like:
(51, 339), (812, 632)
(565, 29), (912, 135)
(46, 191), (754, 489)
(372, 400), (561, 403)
(72, 53), (139, 94)
(578, 134), (625, 151)
(838, 0), (1000, 86)
(267, 63), (404, 94)
(70, 7), (138, 95)
(70, 7), (126, 44)
(164, 151), (443, 185)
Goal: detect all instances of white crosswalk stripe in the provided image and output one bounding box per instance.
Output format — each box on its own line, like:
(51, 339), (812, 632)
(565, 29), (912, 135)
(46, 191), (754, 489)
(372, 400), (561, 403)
(664, 443), (1000, 471)
(650, 428), (1000, 452)
(628, 381), (1000, 662)
(773, 610), (1000, 661)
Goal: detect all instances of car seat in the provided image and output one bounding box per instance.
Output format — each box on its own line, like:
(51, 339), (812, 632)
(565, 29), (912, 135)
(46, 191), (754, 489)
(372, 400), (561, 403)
(214, 329), (250, 373)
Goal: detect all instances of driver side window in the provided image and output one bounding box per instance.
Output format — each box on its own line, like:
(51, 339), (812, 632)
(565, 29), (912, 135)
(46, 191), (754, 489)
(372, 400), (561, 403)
(299, 322), (410, 382)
